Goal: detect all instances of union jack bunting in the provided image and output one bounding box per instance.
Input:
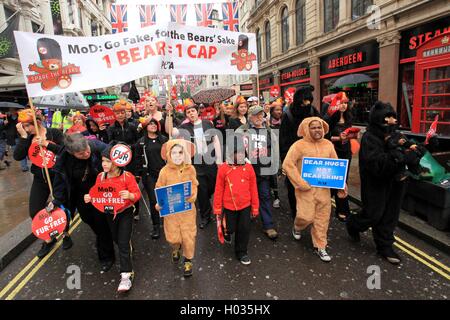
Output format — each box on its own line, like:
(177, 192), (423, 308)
(195, 4), (214, 27)
(110, 4), (128, 33)
(170, 4), (187, 25)
(139, 5), (156, 28)
(222, 1), (239, 32)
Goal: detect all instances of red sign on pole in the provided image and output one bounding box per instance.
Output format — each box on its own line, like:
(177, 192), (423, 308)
(28, 142), (56, 169)
(89, 105), (116, 126)
(89, 181), (127, 218)
(270, 85), (280, 97)
(32, 208), (67, 241)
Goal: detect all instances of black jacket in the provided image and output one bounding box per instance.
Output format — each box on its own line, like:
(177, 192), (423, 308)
(323, 111), (352, 159)
(52, 139), (107, 207)
(279, 104), (320, 161)
(134, 134), (168, 178)
(13, 128), (64, 180)
(4, 115), (19, 145)
(107, 120), (139, 145)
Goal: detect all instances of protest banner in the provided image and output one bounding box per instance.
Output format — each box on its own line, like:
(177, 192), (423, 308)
(300, 157), (349, 189)
(14, 23), (257, 97)
(110, 144), (132, 167)
(89, 181), (128, 218)
(32, 208), (67, 241)
(155, 181), (192, 217)
(28, 141), (57, 169)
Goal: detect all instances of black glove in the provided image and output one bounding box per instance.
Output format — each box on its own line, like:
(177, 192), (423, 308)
(404, 150), (420, 167)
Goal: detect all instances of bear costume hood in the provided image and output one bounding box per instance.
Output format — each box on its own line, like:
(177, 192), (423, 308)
(368, 101), (397, 137)
(291, 85), (316, 118)
(297, 116), (329, 142)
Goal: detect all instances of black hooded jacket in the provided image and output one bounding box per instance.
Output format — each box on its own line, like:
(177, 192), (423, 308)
(359, 101), (402, 182)
(279, 86), (320, 161)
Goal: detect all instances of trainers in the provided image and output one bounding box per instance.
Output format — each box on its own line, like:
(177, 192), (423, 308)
(183, 260), (193, 277)
(171, 248), (181, 264)
(378, 247), (402, 265)
(151, 225), (160, 239)
(292, 227), (301, 240)
(316, 248), (332, 262)
(117, 272), (133, 293)
(346, 222), (360, 242)
(36, 239), (56, 258)
(273, 199), (280, 208)
(62, 236), (73, 250)
(264, 228), (278, 240)
(199, 216), (211, 229)
(240, 255), (251, 265)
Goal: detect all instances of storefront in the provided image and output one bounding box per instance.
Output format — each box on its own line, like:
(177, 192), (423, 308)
(258, 74), (274, 99)
(412, 32), (450, 136)
(398, 16), (450, 129)
(279, 62), (310, 96)
(320, 41), (380, 125)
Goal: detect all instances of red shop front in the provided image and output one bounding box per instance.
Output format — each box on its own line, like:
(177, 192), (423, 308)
(412, 33), (450, 136)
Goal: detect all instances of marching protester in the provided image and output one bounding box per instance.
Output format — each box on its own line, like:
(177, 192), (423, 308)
(141, 94), (168, 137)
(13, 109), (70, 258)
(0, 112), (8, 170)
(269, 98), (284, 209)
(85, 118), (109, 143)
(283, 117), (347, 262)
(52, 133), (115, 271)
(135, 118), (168, 239)
(236, 105), (279, 240)
(213, 136), (259, 265)
(84, 145), (141, 293)
(229, 95), (248, 130)
(155, 139), (199, 277)
(4, 109), (29, 171)
(66, 111), (88, 135)
(280, 86), (320, 219)
(167, 101), (223, 229)
(345, 102), (422, 265)
(323, 92), (355, 222)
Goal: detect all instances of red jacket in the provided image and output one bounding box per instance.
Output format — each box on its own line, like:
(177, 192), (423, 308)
(96, 171), (141, 213)
(213, 163), (259, 215)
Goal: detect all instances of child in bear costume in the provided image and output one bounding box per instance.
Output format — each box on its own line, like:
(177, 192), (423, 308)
(282, 117), (347, 262)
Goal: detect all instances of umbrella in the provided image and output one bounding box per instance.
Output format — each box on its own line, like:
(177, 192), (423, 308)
(192, 87), (236, 105)
(332, 73), (372, 88)
(0, 101), (25, 109)
(31, 92), (89, 110)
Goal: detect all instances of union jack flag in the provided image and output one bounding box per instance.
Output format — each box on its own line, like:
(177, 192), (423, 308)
(139, 5), (156, 28)
(170, 5), (187, 25)
(222, 1), (239, 32)
(110, 4), (128, 33)
(195, 4), (213, 27)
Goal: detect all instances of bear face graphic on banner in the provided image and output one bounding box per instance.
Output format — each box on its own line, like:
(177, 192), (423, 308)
(231, 34), (257, 71)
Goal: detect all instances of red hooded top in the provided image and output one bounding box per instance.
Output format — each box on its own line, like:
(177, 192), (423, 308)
(213, 162), (259, 215)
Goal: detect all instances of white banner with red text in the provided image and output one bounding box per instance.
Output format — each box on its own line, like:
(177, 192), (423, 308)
(14, 23), (257, 97)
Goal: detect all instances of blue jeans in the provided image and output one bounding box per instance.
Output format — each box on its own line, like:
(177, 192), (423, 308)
(13, 138), (28, 170)
(0, 139), (6, 160)
(257, 178), (274, 230)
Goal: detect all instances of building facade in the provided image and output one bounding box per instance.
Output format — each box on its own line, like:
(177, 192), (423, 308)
(247, 0), (449, 133)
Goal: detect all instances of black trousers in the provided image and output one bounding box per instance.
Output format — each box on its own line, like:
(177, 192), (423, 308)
(69, 189), (115, 263)
(331, 157), (352, 217)
(284, 176), (297, 219)
(29, 176), (70, 234)
(223, 207), (251, 259)
(142, 175), (160, 226)
(270, 174), (279, 199)
(348, 178), (407, 252)
(106, 207), (134, 273)
(197, 167), (217, 221)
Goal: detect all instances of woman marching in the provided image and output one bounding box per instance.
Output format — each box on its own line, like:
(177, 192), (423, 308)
(135, 118), (168, 239)
(84, 145), (141, 293)
(229, 96), (249, 130)
(13, 108), (71, 258)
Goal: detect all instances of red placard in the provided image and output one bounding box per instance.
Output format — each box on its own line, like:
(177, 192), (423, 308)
(110, 144), (132, 167)
(89, 181), (127, 218)
(270, 85), (280, 97)
(28, 142), (56, 168)
(284, 87), (296, 104)
(89, 105), (116, 126)
(200, 106), (216, 122)
(171, 86), (178, 100)
(32, 208), (67, 241)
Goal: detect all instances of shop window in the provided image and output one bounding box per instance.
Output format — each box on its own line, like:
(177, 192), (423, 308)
(324, 0), (339, 32)
(351, 0), (373, 20)
(256, 28), (262, 62)
(281, 7), (289, 52)
(296, 0), (306, 45)
(265, 21), (271, 59)
(398, 63), (415, 129)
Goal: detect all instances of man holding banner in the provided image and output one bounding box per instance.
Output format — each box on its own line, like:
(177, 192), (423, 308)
(282, 117), (347, 262)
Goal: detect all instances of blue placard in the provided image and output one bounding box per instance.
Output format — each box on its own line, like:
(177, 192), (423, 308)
(300, 157), (349, 189)
(154, 181), (192, 217)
